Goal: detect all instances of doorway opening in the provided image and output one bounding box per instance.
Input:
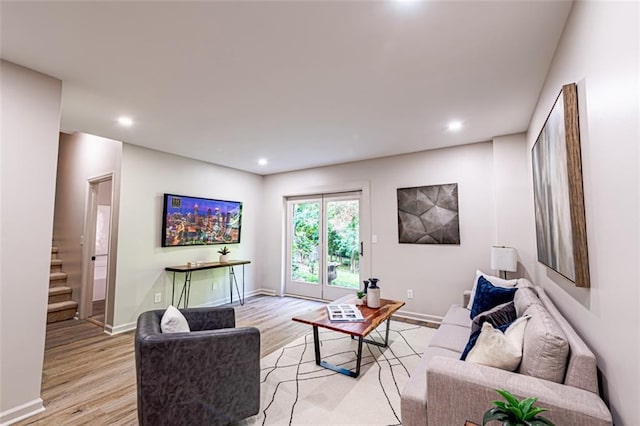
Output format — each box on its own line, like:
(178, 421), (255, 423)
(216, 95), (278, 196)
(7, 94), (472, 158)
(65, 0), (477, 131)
(285, 191), (364, 301)
(82, 174), (113, 328)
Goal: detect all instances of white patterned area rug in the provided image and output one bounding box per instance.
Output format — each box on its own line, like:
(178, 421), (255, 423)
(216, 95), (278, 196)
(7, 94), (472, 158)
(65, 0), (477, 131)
(238, 320), (436, 426)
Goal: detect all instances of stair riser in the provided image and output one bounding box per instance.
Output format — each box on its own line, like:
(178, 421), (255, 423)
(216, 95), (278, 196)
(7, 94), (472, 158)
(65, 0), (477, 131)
(49, 293), (72, 304)
(47, 308), (76, 323)
(50, 265), (62, 273)
(50, 278), (67, 287)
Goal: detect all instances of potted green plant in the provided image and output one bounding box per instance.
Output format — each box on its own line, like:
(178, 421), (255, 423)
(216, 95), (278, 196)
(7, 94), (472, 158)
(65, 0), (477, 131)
(355, 291), (366, 306)
(483, 389), (554, 426)
(218, 246), (230, 263)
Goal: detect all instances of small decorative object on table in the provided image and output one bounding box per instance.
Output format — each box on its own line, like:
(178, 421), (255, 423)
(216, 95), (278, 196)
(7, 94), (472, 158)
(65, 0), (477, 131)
(367, 278), (381, 308)
(482, 389), (554, 426)
(355, 291), (366, 305)
(218, 246), (230, 263)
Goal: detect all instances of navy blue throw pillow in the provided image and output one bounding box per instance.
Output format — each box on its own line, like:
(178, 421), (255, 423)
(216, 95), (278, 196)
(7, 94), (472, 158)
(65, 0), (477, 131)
(469, 276), (517, 319)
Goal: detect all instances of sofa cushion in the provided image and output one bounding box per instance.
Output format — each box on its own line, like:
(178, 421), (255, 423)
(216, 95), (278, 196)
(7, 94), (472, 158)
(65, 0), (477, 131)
(519, 303), (569, 383)
(514, 286), (541, 317)
(441, 305), (472, 328)
(428, 323), (471, 353)
(470, 276), (518, 319)
(535, 287), (599, 392)
(467, 270), (518, 310)
(160, 305), (190, 333)
(516, 277), (534, 288)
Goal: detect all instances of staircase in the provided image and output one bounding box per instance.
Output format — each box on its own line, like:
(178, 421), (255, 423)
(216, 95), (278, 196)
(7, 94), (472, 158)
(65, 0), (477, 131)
(48, 247), (78, 323)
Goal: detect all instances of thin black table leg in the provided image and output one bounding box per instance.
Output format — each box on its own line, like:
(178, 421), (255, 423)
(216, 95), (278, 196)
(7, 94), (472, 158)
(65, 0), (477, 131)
(313, 326), (321, 366)
(384, 317), (391, 346)
(241, 264), (245, 305)
(361, 317), (393, 347)
(313, 327), (362, 378)
(171, 272), (176, 306)
(229, 267), (233, 305)
(185, 271), (192, 308)
(354, 337), (363, 377)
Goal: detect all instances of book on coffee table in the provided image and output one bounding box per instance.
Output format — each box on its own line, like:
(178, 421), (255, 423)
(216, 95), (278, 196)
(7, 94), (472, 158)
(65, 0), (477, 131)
(326, 304), (365, 322)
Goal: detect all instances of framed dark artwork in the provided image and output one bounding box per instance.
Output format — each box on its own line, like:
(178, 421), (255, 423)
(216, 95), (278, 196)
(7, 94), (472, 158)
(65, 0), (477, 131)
(532, 83), (590, 287)
(162, 193), (242, 247)
(397, 183), (460, 244)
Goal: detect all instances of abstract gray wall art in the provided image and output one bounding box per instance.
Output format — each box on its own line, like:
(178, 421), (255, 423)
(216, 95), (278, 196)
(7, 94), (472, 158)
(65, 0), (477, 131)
(532, 83), (590, 287)
(397, 183), (460, 244)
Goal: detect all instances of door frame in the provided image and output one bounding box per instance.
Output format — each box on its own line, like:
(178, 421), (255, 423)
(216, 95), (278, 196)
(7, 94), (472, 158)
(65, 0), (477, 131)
(79, 173), (114, 326)
(281, 181), (371, 300)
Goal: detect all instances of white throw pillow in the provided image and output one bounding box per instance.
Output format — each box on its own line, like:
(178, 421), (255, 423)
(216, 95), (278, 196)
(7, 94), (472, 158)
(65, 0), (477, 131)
(160, 305), (190, 333)
(467, 270), (518, 310)
(466, 315), (530, 371)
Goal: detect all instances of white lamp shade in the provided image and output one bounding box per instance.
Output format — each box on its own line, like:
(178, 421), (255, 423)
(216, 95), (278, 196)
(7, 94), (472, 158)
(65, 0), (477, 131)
(491, 246), (518, 272)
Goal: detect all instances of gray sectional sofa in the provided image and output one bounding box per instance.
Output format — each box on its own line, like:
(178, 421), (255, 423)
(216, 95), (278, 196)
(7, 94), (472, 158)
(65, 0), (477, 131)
(401, 282), (613, 426)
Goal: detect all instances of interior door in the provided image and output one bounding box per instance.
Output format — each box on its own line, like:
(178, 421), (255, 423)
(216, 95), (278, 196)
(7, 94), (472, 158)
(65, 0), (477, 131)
(285, 192), (362, 301)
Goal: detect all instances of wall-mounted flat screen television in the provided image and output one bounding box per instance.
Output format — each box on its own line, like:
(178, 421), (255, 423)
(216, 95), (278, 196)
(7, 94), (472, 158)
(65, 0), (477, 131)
(162, 193), (242, 247)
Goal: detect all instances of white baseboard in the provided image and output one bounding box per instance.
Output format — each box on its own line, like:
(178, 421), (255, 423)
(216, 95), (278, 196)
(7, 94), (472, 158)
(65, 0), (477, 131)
(196, 288), (276, 307)
(105, 322), (136, 335)
(107, 289), (277, 335)
(0, 398), (45, 426)
(394, 308), (443, 325)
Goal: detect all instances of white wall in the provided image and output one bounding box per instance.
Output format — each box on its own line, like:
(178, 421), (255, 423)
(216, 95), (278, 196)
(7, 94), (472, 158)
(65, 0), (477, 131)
(113, 144), (263, 330)
(0, 61), (62, 424)
(263, 142), (502, 320)
(525, 2), (639, 423)
(53, 132), (122, 321)
(492, 133), (536, 280)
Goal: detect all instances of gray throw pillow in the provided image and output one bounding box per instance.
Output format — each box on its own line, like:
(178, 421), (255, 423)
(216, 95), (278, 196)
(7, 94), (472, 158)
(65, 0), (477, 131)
(519, 303), (569, 383)
(514, 287), (541, 317)
(471, 301), (517, 335)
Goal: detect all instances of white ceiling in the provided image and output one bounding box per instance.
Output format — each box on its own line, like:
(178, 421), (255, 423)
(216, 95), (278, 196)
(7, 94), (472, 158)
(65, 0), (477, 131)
(1, 1), (572, 175)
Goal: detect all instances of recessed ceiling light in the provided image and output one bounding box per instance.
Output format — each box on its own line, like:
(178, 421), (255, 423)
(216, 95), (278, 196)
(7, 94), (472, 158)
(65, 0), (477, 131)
(447, 120), (463, 132)
(258, 158), (268, 166)
(117, 116), (133, 127)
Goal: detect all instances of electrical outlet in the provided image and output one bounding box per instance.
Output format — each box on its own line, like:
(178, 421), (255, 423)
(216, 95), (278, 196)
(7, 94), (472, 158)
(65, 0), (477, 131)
(407, 289), (414, 299)
(154, 292), (162, 304)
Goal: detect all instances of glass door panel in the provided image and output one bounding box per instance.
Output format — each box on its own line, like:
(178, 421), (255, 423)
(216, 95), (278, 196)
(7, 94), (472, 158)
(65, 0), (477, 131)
(286, 192), (362, 301)
(286, 198), (323, 299)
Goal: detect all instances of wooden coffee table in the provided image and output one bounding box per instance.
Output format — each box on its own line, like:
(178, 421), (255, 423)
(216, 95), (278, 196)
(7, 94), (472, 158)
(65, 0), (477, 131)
(292, 295), (405, 378)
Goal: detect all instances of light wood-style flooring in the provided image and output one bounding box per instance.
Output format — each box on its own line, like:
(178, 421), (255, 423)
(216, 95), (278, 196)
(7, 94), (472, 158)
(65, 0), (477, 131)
(16, 295), (325, 425)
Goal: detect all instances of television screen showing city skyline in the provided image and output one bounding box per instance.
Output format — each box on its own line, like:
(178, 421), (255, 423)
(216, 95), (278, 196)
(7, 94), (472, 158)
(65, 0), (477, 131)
(162, 193), (242, 247)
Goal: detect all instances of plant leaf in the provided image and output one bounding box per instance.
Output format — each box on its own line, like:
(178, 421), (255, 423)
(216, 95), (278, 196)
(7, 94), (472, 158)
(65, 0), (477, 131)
(523, 407), (549, 420)
(519, 397), (537, 413)
(483, 408), (509, 425)
(506, 405), (523, 420)
(496, 389), (520, 408)
(526, 416), (555, 426)
(492, 401), (508, 410)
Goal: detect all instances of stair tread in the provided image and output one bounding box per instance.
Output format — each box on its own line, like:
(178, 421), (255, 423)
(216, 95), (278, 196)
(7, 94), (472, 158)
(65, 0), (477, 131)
(48, 300), (78, 312)
(49, 286), (72, 295)
(50, 272), (67, 280)
(51, 247), (59, 253)
(51, 259), (63, 265)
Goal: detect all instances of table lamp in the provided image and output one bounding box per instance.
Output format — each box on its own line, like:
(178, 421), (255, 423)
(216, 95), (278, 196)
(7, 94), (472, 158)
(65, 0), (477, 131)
(491, 246), (518, 279)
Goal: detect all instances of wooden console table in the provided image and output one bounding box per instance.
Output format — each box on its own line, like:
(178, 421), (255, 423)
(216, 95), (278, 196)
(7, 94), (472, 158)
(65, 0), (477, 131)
(165, 260), (250, 308)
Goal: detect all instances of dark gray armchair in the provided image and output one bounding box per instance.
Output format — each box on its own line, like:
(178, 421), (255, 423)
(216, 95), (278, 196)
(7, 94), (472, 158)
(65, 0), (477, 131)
(134, 307), (260, 426)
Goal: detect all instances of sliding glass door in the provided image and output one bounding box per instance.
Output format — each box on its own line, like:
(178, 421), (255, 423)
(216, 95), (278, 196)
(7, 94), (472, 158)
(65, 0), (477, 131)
(286, 192), (362, 300)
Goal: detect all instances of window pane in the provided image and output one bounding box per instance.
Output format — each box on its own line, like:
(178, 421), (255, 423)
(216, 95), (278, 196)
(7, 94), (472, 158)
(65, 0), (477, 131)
(291, 202), (320, 284)
(326, 200), (359, 289)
